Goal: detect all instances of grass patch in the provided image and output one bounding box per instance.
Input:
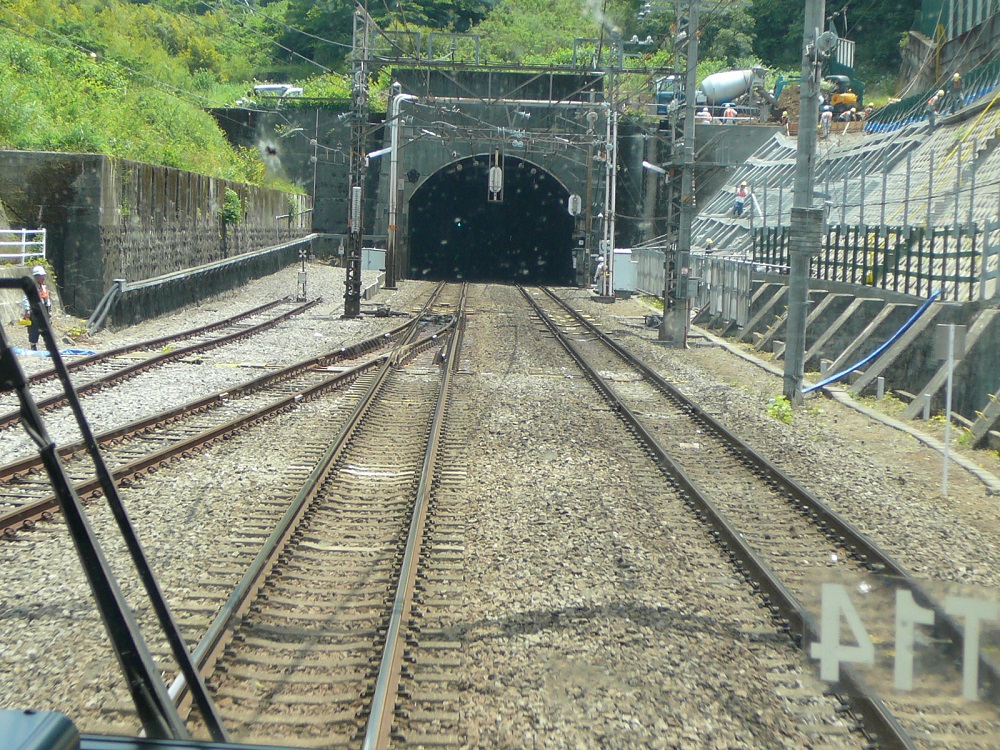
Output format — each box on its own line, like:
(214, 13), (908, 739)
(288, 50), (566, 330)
(766, 395), (793, 424)
(856, 391), (908, 418)
(639, 294), (663, 312)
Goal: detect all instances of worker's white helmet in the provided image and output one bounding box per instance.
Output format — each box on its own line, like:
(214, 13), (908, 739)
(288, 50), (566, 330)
(31, 266), (46, 276)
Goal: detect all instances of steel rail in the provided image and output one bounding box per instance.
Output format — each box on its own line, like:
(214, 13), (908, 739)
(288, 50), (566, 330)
(0, 318), (427, 538)
(0, 309), (448, 537)
(170, 329), (450, 711)
(540, 287), (1000, 704)
(0, 316), (416, 484)
(168, 284), (460, 720)
(0, 298), (323, 430)
(522, 286), (914, 750)
(388, 281), (453, 366)
(0, 357), (383, 538)
(362, 282), (468, 750)
(23, 298), (296, 387)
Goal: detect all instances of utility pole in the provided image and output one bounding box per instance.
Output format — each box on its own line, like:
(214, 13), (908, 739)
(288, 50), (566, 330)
(784, 0), (827, 402)
(659, 0), (698, 345)
(344, 3), (371, 318)
(601, 48), (619, 298)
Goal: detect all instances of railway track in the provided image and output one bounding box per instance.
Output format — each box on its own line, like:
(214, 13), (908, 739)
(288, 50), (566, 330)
(161, 283), (469, 748)
(0, 297), (320, 432)
(529, 286), (1000, 749)
(0, 321), (417, 537)
(0, 283), (466, 538)
(9, 280), (995, 747)
(4, 282), (463, 739)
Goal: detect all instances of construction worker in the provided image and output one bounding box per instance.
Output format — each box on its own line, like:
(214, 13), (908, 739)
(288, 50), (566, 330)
(723, 104), (737, 123)
(20, 265), (52, 351)
(926, 89), (943, 128)
(593, 255), (606, 291)
(820, 105), (833, 138)
(734, 182), (748, 217)
(948, 72), (963, 114)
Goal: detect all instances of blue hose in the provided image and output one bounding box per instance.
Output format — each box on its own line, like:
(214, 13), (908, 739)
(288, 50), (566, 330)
(803, 289), (942, 394)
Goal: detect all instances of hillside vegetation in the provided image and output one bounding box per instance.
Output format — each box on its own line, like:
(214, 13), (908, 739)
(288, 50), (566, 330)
(0, 0), (913, 186)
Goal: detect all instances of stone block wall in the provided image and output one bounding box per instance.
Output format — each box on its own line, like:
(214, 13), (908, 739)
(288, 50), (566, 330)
(210, 107), (356, 259)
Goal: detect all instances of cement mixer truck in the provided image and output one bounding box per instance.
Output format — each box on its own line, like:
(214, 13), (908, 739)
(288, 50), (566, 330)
(700, 67), (780, 117)
(700, 69), (758, 104)
(656, 67), (778, 123)
(655, 74), (706, 115)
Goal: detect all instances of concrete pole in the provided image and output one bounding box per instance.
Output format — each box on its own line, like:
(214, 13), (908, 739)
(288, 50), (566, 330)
(585, 139), (595, 286)
(385, 84), (416, 290)
(783, 0), (825, 403)
(602, 87), (619, 297)
(659, 0), (698, 345)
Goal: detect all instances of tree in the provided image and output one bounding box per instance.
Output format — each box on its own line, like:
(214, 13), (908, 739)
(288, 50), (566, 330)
(280, 0), (492, 69)
(750, 0), (922, 74)
(749, 0), (803, 68)
(281, 0), (355, 69)
(474, 0), (605, 63)
(699, 4), (755, 66)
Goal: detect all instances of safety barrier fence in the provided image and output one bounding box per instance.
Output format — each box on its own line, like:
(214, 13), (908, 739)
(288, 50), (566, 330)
(0, 229), (45, 264)
(631, 247), (759, 328)
(753, 221), (1000, 302)
(631, 219), (999, 329)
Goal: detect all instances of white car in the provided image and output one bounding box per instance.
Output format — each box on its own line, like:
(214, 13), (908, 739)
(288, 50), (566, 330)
(251, 84), (303, 99)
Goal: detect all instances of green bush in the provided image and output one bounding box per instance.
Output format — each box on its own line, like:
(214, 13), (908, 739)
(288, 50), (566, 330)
(222, 188), (242, 225)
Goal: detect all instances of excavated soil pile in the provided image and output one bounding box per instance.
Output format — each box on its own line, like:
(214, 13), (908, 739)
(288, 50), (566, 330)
(776, 83), (801, 123)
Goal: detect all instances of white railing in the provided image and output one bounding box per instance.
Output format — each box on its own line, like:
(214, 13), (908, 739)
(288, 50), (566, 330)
(0, 229), (46, 263)
(632, 246), (756, 327)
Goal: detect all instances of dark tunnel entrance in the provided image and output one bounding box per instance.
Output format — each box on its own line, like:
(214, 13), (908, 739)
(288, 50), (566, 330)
(407, 156), (575, 284)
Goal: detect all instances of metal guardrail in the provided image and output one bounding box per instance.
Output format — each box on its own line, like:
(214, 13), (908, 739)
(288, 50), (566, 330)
(87, 235), (319, 332)
(0, 229), (45, 263)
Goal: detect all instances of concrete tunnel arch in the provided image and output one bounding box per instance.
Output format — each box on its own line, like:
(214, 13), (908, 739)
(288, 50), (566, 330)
(406, 155), (575, 284)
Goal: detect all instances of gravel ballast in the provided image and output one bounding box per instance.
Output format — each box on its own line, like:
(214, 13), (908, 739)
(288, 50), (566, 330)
(0, 271), (997, 748)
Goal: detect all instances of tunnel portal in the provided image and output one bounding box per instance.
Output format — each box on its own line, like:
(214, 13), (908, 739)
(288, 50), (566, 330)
(407, 156), (575, 284)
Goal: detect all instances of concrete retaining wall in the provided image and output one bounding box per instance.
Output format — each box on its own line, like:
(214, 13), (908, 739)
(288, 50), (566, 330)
(713, 276), (1000, 442)
(901, 17), (1000, 94)
(0, 152), (312, 319)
